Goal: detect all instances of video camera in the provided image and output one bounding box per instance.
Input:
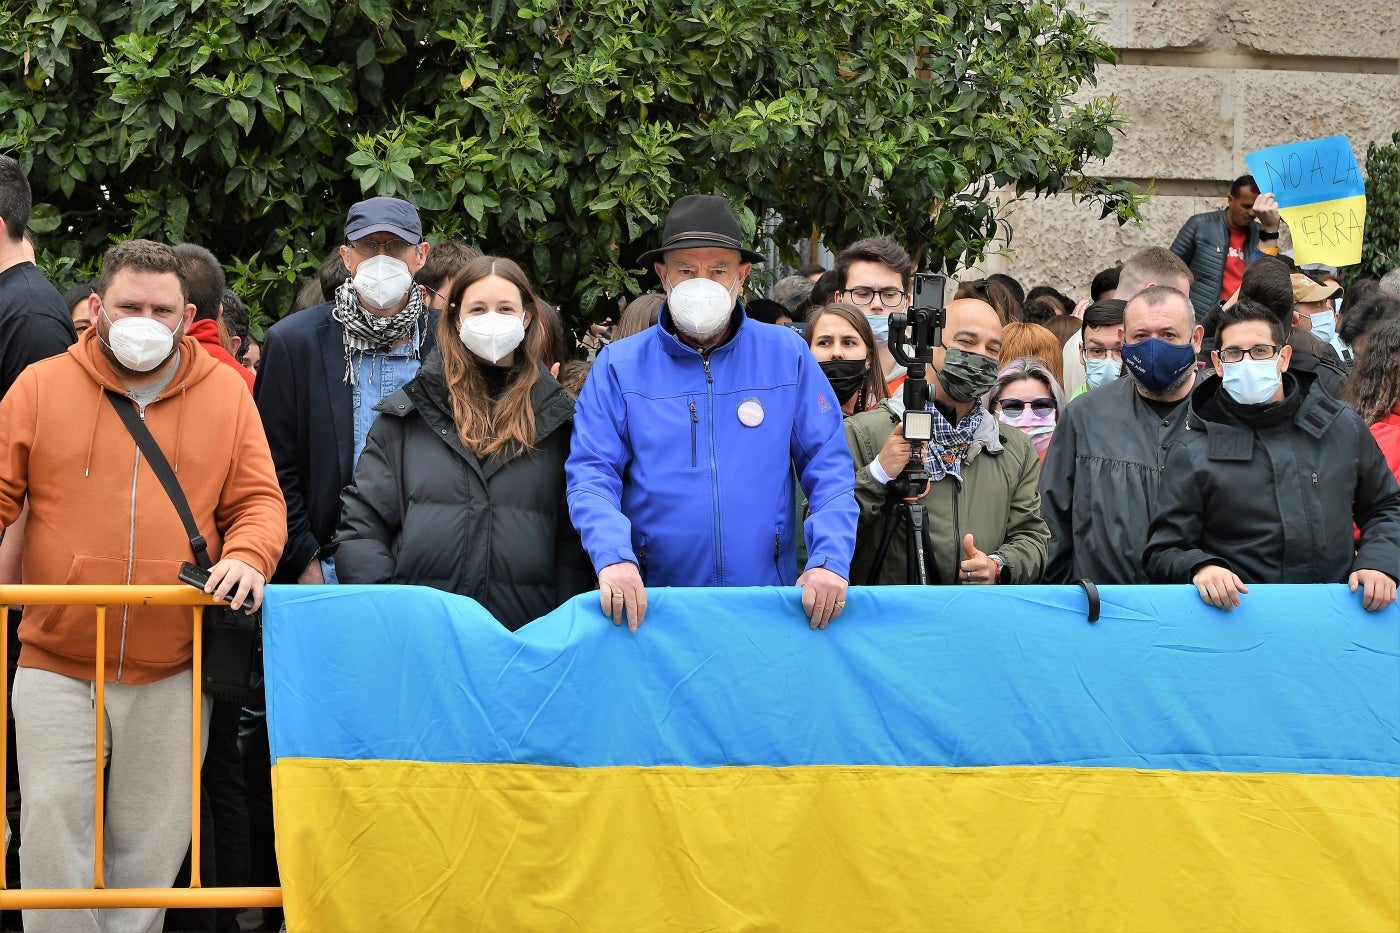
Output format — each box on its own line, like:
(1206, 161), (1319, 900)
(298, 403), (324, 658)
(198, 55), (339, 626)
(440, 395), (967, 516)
(885, 272), (946, 445)
(864, 272), (947, 585)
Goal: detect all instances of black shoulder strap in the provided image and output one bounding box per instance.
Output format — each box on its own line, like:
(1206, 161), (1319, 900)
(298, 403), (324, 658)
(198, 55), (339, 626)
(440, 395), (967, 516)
(104, 390), (212, 569)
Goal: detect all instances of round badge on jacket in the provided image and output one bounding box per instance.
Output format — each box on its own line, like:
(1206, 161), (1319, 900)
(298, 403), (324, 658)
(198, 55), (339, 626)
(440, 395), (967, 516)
(737, 398), (764, 427)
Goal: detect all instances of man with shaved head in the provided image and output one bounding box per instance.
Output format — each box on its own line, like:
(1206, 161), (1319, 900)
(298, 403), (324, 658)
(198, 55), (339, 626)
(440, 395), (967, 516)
(1039, 282), (1205, 583)
(845, 297), (1049, 585)
(1113, 246), (1193, 302)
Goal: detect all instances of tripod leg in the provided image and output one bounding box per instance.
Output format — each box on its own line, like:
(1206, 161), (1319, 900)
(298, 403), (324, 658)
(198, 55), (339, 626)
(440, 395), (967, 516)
(906, 503), (930, 586)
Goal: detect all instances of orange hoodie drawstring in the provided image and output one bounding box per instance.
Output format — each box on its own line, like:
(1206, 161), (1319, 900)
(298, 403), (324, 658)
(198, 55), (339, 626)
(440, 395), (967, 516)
(172, 383), (188, 472)
(83, 382), (104, 477)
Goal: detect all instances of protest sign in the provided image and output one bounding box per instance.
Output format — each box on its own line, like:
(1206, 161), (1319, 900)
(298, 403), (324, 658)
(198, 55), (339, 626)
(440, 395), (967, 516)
(1245, 135), (1366, 266)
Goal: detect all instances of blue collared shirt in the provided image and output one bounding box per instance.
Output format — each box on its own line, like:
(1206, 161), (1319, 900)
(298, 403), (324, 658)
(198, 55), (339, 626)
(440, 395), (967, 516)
(322, 336), (423, 583)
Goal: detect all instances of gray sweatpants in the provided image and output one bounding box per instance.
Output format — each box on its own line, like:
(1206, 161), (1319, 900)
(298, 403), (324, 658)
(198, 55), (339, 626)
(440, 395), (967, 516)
(13, 667), (212, 933)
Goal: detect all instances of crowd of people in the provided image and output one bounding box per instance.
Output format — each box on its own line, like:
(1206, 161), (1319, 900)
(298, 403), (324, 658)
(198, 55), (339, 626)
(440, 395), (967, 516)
(0, 153), (1398, 932)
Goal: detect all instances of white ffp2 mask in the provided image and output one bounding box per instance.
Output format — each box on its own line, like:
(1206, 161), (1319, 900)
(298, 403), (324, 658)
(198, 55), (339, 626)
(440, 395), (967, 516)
(667, 277), (735, 338)
(458, 311), (526, 364)
(352, 254), (415, 310)
(102, 305), (178, 373)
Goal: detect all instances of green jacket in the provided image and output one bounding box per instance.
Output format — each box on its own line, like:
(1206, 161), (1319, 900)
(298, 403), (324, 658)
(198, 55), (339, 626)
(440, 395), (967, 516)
(843, 400), (1049, 586)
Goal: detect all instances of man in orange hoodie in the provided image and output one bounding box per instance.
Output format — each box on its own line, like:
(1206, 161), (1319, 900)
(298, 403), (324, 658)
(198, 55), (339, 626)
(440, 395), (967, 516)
(0, 239), (286, 933)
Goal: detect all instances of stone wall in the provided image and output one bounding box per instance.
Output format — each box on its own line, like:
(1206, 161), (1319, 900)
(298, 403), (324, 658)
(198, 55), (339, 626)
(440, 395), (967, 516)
(971, 0), (1400, 299)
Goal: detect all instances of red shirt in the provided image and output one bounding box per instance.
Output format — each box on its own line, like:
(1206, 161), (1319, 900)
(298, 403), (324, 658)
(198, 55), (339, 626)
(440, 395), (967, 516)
(188, 318), (255, 392)
(1220, 226), (1247, 303)
(1372, 404), (1400, 485)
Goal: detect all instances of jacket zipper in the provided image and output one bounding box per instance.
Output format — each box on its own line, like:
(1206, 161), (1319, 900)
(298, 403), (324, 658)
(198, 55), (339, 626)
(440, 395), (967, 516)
(703, 354), (723, 583)
(117, 405), (144, 681)
(950, 478), (962, 586)
(689, 400), (698, 468)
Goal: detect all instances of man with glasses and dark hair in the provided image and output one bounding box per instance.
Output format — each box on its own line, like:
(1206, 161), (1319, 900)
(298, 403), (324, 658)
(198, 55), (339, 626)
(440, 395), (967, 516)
(1076, 298), (1126, 395)
(1144, 298), (1399, 612)
(833, 235), (913, 392)
(256, 196), (437, 585)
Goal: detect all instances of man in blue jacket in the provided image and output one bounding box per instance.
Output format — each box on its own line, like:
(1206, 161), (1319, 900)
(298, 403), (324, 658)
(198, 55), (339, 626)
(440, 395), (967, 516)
(567, 195), (858, 631)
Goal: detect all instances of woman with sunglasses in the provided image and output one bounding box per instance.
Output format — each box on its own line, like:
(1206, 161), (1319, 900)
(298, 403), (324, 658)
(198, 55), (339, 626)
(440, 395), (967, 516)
(986, 358), (1068, 463)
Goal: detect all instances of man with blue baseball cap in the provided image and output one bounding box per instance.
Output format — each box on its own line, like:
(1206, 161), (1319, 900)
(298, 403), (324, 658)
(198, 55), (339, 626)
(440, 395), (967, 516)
(255, 196), (436, 585)
(246, 196), (438, 925)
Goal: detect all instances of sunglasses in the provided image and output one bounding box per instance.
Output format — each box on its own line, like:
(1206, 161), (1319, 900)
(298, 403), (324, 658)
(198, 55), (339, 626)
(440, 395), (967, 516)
(996, 397), (1056, 417)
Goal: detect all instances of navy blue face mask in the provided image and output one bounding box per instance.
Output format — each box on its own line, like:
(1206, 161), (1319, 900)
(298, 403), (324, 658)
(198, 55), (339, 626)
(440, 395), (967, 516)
(1120, 337), (1196, 395)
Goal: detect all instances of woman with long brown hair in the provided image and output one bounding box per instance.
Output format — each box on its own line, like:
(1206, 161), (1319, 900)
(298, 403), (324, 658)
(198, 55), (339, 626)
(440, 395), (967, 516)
(334, 255), (592, 630)
(1346, 316), (1400, 485)
(804, 303), (888, 415)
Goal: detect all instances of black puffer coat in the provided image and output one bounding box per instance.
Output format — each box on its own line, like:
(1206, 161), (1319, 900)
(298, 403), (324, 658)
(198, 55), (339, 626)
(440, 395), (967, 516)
(333, 352), (593, 630)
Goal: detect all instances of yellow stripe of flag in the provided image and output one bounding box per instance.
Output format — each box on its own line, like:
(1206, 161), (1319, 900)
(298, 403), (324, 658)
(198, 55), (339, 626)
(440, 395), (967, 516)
(274, 758), (1400, 932)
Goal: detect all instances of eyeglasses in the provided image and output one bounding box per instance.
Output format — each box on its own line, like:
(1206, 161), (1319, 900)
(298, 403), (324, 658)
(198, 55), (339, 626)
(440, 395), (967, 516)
(996, 397), (1056, 417)
(1218, 344), (1281, 363)
(348, 237), (416, 258)
(844, 286), (907, 307)
(1083, 347), (1122, 361)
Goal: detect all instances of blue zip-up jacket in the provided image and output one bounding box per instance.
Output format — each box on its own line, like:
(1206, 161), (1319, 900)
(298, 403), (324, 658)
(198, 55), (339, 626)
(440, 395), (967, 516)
(566, 305), (857, 587)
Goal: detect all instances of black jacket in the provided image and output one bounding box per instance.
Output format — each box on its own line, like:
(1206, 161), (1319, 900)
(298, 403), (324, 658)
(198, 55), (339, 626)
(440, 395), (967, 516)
(1170, 209), (1261, 321)
(1144, 371), (1400, 585)
(1039, 374), (1196, 584)
(333, 353), (592, 631)
(254, 300), (437, 581)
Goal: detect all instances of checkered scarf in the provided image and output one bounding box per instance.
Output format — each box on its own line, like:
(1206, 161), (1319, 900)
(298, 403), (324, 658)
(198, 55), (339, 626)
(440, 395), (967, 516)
(331, 277), (426, 385)
(924, 403), (985, 483)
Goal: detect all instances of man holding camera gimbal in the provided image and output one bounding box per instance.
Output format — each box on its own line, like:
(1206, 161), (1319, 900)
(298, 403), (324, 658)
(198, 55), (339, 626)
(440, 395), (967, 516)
(844, 296), (1048, 586)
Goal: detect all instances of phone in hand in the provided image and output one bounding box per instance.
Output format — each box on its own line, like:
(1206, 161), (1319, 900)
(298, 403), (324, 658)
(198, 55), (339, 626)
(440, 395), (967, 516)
(178, 561), (212, 590)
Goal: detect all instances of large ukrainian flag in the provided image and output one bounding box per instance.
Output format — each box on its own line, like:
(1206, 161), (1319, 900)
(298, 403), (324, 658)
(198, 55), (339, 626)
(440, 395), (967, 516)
(264, 585), (1398, 931)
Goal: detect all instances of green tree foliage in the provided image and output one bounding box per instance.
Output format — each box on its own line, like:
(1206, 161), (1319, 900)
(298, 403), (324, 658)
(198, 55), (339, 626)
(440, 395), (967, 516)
(1, 0), (1142, 328)
(1358, 131), (1398, 281)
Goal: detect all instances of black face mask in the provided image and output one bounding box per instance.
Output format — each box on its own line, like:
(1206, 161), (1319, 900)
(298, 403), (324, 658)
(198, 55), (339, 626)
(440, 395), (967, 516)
(819, 358), (868, 406)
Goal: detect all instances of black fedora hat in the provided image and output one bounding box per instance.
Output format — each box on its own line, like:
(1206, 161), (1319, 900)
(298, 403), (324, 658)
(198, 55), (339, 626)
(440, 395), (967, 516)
(637, 194), (767, 267)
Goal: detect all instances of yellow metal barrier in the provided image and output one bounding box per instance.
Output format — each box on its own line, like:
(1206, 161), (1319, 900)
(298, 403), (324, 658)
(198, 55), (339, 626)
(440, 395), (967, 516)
(0, 584), (281, 913)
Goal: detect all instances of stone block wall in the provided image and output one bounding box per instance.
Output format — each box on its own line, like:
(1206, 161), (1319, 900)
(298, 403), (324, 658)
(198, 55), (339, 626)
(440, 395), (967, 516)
(973, 0), (1400, 299)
